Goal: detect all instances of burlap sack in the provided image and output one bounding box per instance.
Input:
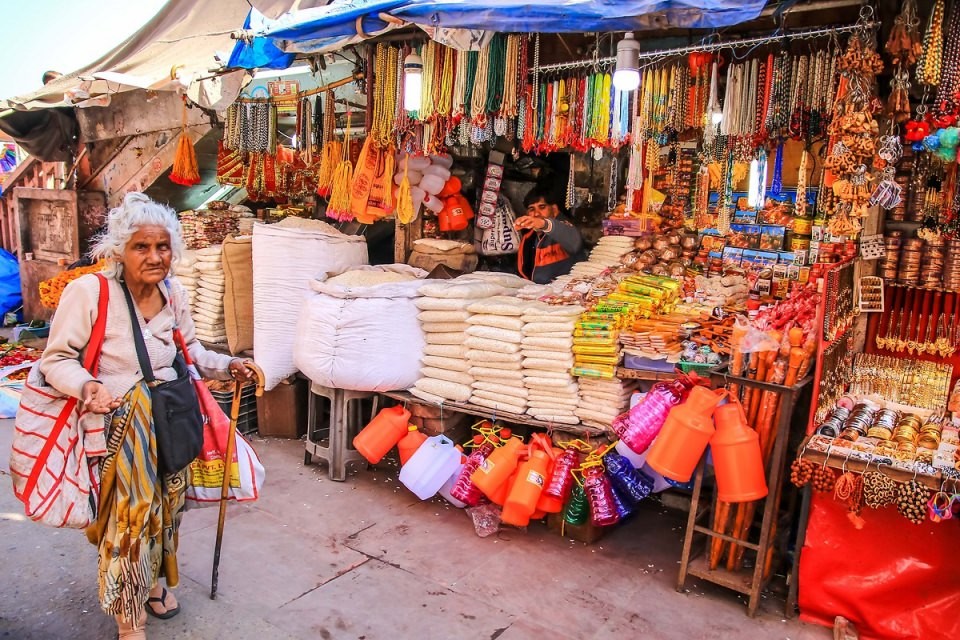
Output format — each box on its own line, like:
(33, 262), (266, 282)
(222, 235), (254, 355)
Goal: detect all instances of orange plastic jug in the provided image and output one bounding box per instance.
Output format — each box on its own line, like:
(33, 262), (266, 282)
(397, 425), (428, 466)
(491, 466), (520, 506)
(711, 401), (768, 502)
(353, 405), (412, 464)
(471, 437), (525, 501)
(646, 386), (723, 483)
(502, 450), (552, 527)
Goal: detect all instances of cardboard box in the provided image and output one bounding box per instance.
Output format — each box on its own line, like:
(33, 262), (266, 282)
(546, 512), (607, 544)
(256, 376), (307, 438)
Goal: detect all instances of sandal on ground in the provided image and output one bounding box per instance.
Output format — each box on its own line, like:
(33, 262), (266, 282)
(146, 587), (181, 620)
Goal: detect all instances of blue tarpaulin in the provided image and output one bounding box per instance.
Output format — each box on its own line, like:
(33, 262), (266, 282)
(230, 0), (768, 69)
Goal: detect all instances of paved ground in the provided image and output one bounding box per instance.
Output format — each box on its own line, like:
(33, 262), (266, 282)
(0, 421), (831, 640)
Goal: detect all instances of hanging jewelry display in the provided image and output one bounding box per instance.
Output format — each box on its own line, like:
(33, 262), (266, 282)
(916, 0), (946, 88)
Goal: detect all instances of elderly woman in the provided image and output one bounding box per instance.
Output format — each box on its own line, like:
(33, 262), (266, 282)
(38, 193), (253, 639)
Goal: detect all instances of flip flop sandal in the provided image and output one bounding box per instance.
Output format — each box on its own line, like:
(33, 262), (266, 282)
(146, 588), (181, 620)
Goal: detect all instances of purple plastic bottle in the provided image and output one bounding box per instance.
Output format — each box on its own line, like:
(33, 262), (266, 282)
(448, 441), (495, 506)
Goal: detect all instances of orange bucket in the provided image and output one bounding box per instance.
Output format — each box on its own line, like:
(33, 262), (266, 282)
(711, 401), (768, 502)
(646, 386), (723, 483)
(353, 405), (412, 464)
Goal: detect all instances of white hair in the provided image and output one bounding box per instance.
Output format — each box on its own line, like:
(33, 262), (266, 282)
(91, 192), (183, 279)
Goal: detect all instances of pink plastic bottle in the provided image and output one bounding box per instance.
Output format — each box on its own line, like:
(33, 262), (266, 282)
(583, 466), (620, 527)
(448, 441), (495, 506)
(614, 378), (693, 455)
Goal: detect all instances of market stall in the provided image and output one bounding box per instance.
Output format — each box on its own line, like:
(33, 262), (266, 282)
(117, 0), (960, 634)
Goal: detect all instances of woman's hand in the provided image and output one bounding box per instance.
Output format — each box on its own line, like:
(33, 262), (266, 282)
(513, 215), (548, 231)
(82, 381), (121, 414)
(229, 359), (255, 383)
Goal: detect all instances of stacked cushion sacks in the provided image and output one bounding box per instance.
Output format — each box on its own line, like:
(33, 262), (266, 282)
(464, 296), (530, 416)
(174, 250), (199, 309)
(576, 377), (639, 433)
(520, 303), (585, 425)
(569, 236), (635, 278)
(411, 279), (503, 404)
(192, 245), (227, 346)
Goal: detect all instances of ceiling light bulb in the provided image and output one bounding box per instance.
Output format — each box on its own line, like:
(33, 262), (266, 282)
(403, 53), (423, 113)
(613, 32), (641, 92)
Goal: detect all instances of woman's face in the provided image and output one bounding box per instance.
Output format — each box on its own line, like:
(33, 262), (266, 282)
(121, 225), (172, 287)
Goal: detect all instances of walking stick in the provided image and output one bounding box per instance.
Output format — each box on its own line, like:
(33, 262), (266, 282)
(211, 362), (265, 600)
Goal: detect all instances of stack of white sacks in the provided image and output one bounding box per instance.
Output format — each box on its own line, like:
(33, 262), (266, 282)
(174, 250), (199, 309)
(576, 377), (639, 432)
(191, 245), (227, 346)
(465, 296), (530, 415)
(410, 280), (502, 404)
(569, 236), (635, 278)
(521, 303), (585, 425)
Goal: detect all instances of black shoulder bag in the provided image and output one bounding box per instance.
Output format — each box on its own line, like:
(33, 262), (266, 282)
(121, 281), (203, 475)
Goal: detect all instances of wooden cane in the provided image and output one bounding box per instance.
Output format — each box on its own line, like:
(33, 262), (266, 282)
(211, 362), (265, 600)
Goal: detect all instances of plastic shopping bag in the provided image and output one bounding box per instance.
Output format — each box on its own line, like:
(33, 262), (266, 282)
(184, 382), (265, 510)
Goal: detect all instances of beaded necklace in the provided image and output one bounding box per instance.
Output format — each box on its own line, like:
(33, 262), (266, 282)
(470, 42), (491, 123)
(501, 35), (521, 118)
(420, 42), (436, 119)
(936, 0), (960, 110)
(917, 0), (945, 87)
(462, 51), (478, 120)
(484, 34), (507, 115)
(451, 47), (468, 121)
(370, 44), (399, 148)
(435, 46), (455, 118)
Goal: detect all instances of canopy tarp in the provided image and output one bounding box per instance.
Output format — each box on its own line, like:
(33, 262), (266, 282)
(229, 0), (768, 67)
(2, 0), (252, 111)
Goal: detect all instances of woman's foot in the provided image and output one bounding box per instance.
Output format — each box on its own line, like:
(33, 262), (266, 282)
(116, 611), (147, 639)
(145, 586), (180, 620)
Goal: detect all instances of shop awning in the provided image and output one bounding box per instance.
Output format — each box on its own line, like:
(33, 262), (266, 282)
(229, 0), (769, 68)
(1, 0), (252, 111)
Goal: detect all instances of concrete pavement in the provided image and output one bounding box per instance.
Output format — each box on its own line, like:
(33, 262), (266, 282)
(0, 421), (830, 640)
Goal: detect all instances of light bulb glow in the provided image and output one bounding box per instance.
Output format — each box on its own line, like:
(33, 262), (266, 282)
(613, 69), (641, 92)
(403, 53), (423, 113)
(711, 109), (723, 125)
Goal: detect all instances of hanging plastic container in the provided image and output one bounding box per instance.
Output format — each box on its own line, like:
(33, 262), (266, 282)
(711, 401), (768, 502)
(437, 457), (468, 508)
(604, 452), (655, 503)
(646, 386), (724, 482)
(614, 377), (693, 455)
(471, 435), (525, 501)
(490, 466), (520, 506)
(397, 425), (428, 465)
(583, 466), (620, 527)
(564, 483), (590, 525)
(609, 480), (635, 519)
(502, 436), (555, 527)
(538, 445), (579, 513)
(449, 441), (495, 506)
(399, 435), (462, 500)
(353, 405), (412, 464)
(613, 441), (673, 492)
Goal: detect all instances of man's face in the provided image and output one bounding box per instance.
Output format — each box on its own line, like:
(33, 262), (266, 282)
(526, 198), (559, 219)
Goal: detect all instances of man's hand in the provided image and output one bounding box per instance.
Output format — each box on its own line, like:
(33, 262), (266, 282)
(81, 381), (121, 414)
(514, 215), (548, 231)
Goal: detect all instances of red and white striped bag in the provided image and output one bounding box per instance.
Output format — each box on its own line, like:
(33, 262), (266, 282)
(8, 274), (109, 528)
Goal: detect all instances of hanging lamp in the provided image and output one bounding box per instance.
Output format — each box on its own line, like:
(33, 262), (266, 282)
(613, 33), (641, 92)
(403, 52), (423, 112)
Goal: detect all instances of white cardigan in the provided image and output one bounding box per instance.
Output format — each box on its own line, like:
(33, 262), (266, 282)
(39, 273), (235, 401)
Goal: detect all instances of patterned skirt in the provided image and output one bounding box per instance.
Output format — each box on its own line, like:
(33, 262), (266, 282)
(84, 382), (186, 625)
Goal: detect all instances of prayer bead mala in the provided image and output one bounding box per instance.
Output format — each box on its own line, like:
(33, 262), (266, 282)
(917, 0), (945, 87)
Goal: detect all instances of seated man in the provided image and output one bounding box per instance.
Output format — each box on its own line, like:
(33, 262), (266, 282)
(514, 187), (584, 284)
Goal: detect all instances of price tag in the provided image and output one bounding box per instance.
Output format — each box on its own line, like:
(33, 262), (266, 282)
(860, 234), (885, 260)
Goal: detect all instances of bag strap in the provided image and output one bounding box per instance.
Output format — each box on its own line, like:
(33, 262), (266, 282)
(20, 273), (110, 510)
(85, 274), (111, 376)
(120, 279), (156, 384)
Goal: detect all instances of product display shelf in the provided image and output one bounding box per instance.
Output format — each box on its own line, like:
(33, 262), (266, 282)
(615, 367), (680, 382)
(380, 390), (606, 437)
(676, 367), (811, 617)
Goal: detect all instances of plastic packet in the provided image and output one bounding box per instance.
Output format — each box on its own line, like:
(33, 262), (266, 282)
(467, 502), (502, 537)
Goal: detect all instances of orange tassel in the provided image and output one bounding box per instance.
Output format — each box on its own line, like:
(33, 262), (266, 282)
(170, 98), (200, 186)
